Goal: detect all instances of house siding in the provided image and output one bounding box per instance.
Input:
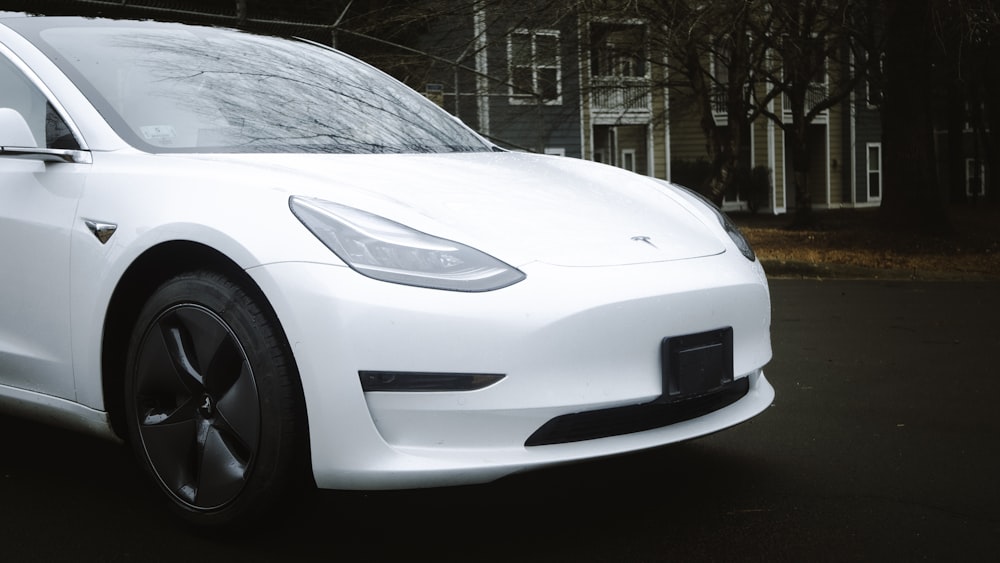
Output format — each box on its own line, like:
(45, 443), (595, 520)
(854, 102), (883, 204)
(650, 68), (669, 179)
(666, 82), (707, 167)
(774, 127), (786, 211)
(828, 103), (843, 206)
(486, 15), (583, 156)
(751, 121), (782, 211)
(413, 11), (482, 130)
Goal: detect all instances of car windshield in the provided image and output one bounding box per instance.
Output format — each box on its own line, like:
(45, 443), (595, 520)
(14, 19), (491, 154)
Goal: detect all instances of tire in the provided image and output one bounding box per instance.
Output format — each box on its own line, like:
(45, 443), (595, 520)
(124, 270), (306, 530)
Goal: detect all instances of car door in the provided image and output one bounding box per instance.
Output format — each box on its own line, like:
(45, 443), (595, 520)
(0, 50), (87, 399)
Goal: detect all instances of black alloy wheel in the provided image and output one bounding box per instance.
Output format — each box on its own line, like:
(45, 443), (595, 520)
(125, 270), (305, 529)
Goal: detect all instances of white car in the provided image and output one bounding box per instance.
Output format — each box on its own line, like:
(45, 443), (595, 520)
(0, 15), (774, 528)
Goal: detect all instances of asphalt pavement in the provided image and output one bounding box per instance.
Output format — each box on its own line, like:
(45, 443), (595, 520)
(2, 279), (998, 562)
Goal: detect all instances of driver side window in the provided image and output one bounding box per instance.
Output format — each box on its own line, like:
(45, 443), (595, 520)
(0, 54), (79, 150)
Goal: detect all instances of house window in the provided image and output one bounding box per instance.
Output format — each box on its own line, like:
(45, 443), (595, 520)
(866, 143), (882, 201)
(966, 158), (987, 197)
(544, 147), (565, 156)
(963, 101), (988, 133)
(620, 149), (636, 172)
(509, 30), (561, 105)
(590, 23), (645, 78)
(710, 43), (729, 116)
(866, 50), (884, 107)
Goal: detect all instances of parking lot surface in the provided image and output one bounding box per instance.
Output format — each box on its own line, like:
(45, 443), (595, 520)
(2, 279), (998, 561)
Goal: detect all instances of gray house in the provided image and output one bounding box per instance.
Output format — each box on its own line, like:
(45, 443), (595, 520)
(413, 3), (886, 216)
(413, 4), (583, 157)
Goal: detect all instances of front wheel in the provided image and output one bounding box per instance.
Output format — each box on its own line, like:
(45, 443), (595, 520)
(124, 270), (307, 529)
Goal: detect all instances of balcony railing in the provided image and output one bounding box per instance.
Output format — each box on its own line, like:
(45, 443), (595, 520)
(711, 84), (757, 125)
(712, 82), (829, 119)
(711, 86), (728, 115)
(782, 82), (829, 116)
(590, 76), (651, 115)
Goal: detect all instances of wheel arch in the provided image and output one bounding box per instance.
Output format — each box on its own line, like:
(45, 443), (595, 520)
(100, 241), (309, 458)
(101, 241), (243, 438)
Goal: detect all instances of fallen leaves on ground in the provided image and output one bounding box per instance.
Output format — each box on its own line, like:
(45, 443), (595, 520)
(733, 205), (1000, 280)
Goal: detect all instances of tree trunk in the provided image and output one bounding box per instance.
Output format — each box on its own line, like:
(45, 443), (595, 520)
(946, 76), (967, 204)
(880, 0), (951, 233)
(983, 32), (1000, 203)
(686, 44), (729, 206)
(786, 119), (814, 227)
(784, 75), (814, 227)
(235, 0), (248, 25)
(694, 66), (747, 208)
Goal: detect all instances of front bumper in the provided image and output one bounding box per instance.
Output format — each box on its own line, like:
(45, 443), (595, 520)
(248, 254), (773, 490)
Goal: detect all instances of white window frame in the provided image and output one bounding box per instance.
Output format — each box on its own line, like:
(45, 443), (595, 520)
(966, 158), (987, 197)
(620, 148), (636, 172)
(708, 38), (728, 119)
(866, 142), (882, 201)
(544, 147), (565, 156)
(507, 29), (562, 106)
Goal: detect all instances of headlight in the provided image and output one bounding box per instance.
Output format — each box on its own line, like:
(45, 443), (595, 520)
(289, 196), (525, 292)
(667, 185), (756, 262)
(718, 208), (756, 261)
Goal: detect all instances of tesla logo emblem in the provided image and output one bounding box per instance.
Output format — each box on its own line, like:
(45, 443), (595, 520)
(631, 235), (658, 249)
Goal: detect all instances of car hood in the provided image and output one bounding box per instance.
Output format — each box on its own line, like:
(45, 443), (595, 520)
(181, 151), (725, 267)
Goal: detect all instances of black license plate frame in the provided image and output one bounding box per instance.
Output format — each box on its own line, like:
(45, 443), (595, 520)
(661, 327), (734, 400)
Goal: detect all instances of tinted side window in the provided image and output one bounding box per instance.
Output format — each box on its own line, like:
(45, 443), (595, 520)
(45, 102), (79, 149)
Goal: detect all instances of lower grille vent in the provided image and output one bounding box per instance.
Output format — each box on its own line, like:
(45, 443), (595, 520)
(524, 377), (750, 447)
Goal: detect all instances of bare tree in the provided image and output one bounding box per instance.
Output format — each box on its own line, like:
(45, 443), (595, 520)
(579, 0), (867, 218)
(649, 0), (768, 206)
(752, 0), (867, 224)
(880, 0), (1000, 233)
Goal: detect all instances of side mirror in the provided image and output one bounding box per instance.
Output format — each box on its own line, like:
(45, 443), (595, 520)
(0, 107), (91, 164)
(0, 107), (38, 147)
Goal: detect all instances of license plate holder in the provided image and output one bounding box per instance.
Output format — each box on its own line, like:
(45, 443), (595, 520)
(661, 328), (734, 400)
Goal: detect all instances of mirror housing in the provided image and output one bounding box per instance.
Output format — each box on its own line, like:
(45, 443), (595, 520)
(0, 107), (91, 164)
(0, 107), (37, 147)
